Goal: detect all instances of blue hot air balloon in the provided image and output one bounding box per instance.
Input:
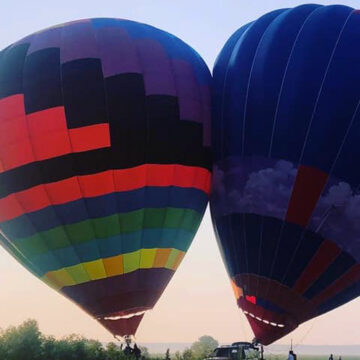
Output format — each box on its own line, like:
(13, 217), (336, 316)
(211, 4), (360, 344)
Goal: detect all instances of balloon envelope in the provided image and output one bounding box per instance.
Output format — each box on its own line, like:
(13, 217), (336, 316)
(211, 4), (360, 345)
(0, 18), (211, 336)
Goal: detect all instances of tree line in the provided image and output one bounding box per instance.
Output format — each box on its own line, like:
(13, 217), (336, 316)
(0, 319), (219, 360)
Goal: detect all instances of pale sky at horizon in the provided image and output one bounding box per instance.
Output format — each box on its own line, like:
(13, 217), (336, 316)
(1, 0), (360, 347)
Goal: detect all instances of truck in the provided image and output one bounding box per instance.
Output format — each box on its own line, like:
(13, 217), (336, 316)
(206, 342), (264, 360)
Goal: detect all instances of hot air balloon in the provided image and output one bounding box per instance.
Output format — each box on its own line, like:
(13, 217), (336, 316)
(0, 18), (211, 337)
(211, 4), (360, 345)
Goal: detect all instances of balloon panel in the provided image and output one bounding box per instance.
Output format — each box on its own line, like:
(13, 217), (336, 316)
(0, 18), (211, 335)
(211, 4), (360, 345)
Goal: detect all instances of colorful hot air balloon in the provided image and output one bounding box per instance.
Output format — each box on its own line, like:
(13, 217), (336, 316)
(211, 4), (360, 345)
(0, 18), (211, 337)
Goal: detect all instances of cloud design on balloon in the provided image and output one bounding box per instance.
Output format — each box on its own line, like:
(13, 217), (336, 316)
(211, 158), (297, 219)
(212, 156), (360, 261)
(311, 182), (360, 260)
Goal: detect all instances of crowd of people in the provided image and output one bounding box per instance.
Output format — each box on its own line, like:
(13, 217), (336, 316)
(328, 354), (342, 360)
(121, 336), (142, 359)
(122, 343), (142, 359)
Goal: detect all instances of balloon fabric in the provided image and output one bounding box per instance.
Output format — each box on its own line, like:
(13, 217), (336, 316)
(0, 18), (211, 337)
(211, 4), (360, 345)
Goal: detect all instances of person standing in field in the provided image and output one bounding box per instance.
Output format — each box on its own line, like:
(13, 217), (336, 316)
(133, 343), (141, 360)
(287, 350), (295, 360)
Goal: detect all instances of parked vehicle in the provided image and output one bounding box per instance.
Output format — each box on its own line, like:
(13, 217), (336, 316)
(206, 342), (263, 360)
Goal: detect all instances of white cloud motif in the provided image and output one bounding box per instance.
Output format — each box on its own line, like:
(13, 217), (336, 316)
(211, 157), (360, 261)
(211, 157), (297, 220)
(310, 182), (360, 261)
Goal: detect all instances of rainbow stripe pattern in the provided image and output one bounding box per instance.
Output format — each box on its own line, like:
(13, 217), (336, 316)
(0, 18), (211, 336)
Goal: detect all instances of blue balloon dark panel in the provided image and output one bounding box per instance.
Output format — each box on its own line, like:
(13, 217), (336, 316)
(257, 216), (284, 278)
(270, 222), (324, 285)
(271, 5), (353, 165)
(214, 213), (248, 277)
(304, 252), (356, 300)
(301, 9), (360, 172)
(212, 23), (250, 159)
(243, 5), (320, 158)
(213, 9), (284, 159)
(214, 213), (324, 285)
(330, 108), (360, 186)
(317, 281), (360, 315)
(282, 230), (324, 287)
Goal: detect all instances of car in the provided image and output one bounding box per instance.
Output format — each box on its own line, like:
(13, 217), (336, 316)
(206, 342), (263, 360)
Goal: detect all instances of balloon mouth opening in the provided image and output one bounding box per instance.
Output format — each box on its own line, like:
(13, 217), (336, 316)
(102, 310), (147, 320)
(242, 310), (285, 328)
(97, 308), (148, 338)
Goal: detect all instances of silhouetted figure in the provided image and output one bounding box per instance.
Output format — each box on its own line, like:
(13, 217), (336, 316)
(288, 350), (295, 360)
(134, 343), (141, 360)
(260, 345), (264, 360)
(329, 355), (334, 360)
(165, 348), (171, 360)
(124, 345), (134, 357)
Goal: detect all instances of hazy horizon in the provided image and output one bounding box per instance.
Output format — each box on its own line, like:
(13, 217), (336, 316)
(1, 0), (359, 347)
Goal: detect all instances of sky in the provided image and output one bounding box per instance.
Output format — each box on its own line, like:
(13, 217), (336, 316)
(0, 0), (360, 347)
